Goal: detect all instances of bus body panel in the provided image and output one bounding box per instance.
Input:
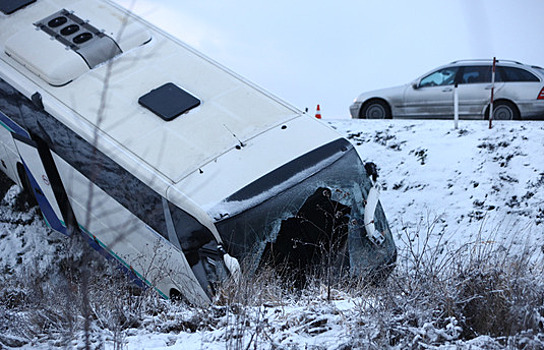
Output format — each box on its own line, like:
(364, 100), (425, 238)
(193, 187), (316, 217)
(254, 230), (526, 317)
(0, 119), (20, 184)
(54, 152), (209, 303)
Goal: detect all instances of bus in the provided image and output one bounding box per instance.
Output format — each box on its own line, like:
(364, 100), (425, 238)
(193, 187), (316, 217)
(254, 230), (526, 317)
(0, 0), (396, 304)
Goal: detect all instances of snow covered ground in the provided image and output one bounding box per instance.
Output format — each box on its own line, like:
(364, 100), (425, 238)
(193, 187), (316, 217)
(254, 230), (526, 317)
(1, 118), (543, 349)
(333, 119), (544, 261)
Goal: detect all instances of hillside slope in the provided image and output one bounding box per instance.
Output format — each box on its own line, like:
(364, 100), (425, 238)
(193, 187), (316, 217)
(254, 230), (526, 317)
(0, 119), (543, 349)
(331, 119), (544, 261)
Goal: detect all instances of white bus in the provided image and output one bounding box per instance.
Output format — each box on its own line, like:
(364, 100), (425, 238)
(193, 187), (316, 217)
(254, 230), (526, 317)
(0, 0), (396, 304)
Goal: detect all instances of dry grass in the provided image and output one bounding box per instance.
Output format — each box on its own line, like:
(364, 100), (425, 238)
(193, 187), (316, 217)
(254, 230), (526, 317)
(1, 201), (543, 349)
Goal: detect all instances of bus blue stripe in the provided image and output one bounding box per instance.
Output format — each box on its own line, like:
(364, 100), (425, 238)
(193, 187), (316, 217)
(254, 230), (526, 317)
(0, 111), (30, 138)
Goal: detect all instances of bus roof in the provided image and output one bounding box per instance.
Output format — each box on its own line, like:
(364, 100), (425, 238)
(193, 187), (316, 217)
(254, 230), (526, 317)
(0, 0), (302, 186)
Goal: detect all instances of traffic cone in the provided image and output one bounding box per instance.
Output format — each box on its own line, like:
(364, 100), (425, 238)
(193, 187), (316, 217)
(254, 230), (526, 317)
(315, 104), (322, 119)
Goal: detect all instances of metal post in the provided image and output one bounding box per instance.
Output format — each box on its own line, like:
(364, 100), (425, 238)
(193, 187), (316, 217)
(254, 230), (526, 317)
(454, 83), (459, 129)
(489, 57), (496, 129)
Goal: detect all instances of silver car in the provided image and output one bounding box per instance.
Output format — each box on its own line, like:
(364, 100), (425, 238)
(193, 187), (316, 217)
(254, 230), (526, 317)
(350, 59), (544, 120)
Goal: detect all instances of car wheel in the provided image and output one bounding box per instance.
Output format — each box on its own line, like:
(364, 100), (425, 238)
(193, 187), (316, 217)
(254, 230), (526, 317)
(492, 101), (519, 120)
(361, 100), (391, 119)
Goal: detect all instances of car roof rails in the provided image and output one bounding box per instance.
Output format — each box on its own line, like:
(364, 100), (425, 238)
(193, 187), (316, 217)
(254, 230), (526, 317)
(450, 59), (523, 65)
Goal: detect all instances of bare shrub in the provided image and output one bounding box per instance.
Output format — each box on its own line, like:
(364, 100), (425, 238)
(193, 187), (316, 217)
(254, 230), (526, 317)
(0, 227), (161, 349)
(350, 219), (544, 348)
(211, 265), (285, 350)
(454, 243), (544, 338)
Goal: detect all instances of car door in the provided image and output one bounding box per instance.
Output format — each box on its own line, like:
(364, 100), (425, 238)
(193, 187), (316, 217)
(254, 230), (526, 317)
(402, 66), (459, 118)
(456, 65), (504, 119)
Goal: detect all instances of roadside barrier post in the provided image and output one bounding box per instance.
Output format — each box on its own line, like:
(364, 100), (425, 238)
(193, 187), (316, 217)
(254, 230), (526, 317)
(454, 83), (459, 129)
(489, 57), (496, 129)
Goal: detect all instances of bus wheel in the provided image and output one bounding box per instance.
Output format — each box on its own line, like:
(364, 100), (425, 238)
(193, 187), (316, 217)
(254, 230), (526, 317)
(169, 289), (186, 304)
(0, 171), (13, 200)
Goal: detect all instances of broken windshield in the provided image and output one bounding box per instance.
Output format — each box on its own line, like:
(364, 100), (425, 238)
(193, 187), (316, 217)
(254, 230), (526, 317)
(213, 139), (396, 280)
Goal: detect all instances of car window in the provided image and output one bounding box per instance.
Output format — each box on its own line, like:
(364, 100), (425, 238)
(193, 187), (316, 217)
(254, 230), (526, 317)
(498, 66), (540, 82)
(419, 67), (459, 88)
(460, 65), (491, 84)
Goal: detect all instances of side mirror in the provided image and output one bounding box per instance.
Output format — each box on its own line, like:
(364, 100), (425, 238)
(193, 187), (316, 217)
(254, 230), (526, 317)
(412, 82), (419, 90)
(364, 162), (378, 182)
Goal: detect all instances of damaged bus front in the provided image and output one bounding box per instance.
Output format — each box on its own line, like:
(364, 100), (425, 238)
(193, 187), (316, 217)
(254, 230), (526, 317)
(208, 137), (396, 284)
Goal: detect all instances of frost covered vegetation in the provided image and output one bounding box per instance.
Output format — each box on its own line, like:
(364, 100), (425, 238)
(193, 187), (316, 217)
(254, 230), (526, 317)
(1, 120), (543, 349)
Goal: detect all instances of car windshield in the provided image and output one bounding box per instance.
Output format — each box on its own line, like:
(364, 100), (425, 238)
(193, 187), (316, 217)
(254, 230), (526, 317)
(419, 67), (458, 88)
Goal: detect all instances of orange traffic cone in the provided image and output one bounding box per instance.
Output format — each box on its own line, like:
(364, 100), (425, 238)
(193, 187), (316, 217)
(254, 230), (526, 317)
(315, 104), (322, 119)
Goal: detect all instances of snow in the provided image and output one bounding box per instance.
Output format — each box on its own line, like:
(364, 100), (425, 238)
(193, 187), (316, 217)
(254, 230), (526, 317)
(331, 119), (544, 260)
(0, 186), (63, 277)
(1, 118), (543, 349)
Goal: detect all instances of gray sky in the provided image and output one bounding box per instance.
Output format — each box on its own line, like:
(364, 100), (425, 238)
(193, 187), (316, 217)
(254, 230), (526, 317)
(115, 0), (544, 118)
